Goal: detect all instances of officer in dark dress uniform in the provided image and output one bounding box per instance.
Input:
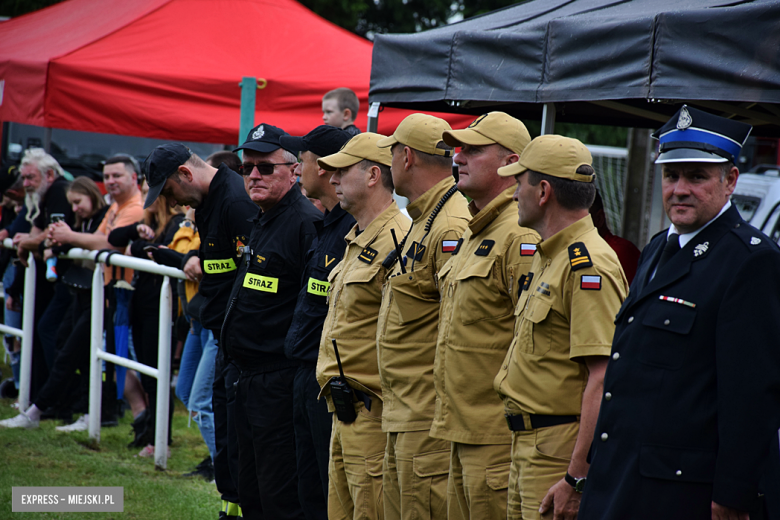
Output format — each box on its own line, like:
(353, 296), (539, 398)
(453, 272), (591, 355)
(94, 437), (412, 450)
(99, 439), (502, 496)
(579, 106), (780, 520)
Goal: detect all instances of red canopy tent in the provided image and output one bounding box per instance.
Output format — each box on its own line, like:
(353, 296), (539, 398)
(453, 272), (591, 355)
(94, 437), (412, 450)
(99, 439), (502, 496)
(0, 0), (470, 143)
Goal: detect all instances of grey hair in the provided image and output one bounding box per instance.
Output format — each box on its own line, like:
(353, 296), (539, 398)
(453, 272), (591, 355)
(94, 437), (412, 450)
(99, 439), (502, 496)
(21, 148), (64, 178)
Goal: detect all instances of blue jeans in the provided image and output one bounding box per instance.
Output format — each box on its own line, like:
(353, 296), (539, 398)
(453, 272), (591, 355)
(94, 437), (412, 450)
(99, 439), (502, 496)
(3, 263), (21, 387)
(175, 319), (217, 460)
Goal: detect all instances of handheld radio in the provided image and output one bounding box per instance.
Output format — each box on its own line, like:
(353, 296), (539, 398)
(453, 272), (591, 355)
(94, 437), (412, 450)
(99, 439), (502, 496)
(329, 339), (357, 423)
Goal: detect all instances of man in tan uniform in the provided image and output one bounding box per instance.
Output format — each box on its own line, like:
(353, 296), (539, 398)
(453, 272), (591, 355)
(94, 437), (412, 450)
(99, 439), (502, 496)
(493, 135), (628, 520)
(315, 133), (411, 520)
(430, 111), (540, 520)
(374, 114), (471, 520)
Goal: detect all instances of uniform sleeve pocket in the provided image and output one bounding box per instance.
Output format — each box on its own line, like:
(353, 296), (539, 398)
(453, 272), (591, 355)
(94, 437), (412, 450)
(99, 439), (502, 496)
(639, 444), (716, 483)
(485, 462), (510, 491)
(413, 449), (450, 478)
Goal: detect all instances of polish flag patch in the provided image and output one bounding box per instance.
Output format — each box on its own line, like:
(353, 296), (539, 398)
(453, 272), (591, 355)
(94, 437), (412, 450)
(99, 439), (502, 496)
(581, 275), (601, 290)
(442, 240), (458, 253)
(520, 243), (537, 256)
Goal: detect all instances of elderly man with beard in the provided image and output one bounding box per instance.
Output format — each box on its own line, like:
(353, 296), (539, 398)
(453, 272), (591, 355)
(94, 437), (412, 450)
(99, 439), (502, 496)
(10, 148), (75, 403)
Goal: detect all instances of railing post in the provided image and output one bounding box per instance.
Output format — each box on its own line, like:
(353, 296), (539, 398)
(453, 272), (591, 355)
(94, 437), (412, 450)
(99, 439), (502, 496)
(18, 253), (36, 412)
(154, 275), (172, 470)
(88, 262), (105, 442)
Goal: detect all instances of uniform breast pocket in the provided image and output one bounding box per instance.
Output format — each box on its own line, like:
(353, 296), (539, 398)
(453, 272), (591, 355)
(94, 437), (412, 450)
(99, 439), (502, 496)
(638, 301), (697, 369)
(203, 236), (238, 276)
(389, 265), (438, 325)
(241, 254), (283, 302)
(518, 296), (552, 355)
(341, 263), (382, 323)
(455, 257), (512, 325)
(305, 266), (332, 305)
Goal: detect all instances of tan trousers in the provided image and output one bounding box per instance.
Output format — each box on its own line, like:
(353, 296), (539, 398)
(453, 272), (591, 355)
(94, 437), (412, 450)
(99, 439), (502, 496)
(447, 441), (511, 520)
(507, 421), (579, 520)
(328, 400), (387, 520)
(383, 430), (450, 520)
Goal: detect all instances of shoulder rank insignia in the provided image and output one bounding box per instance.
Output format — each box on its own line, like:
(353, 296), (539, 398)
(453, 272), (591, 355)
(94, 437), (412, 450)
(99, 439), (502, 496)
(451, 238), (463, 255)
(581, 275), (601, 290)
(523, 272), (534, 291)
(358, 246), (378, 264)
(475, 239), (495, 256)
(442, 240), (458, 253)
(406, 241), (426, 261)
(568, 242), (593, 271)
(520, 243), (536, 256)
(325, 255), (338, 267)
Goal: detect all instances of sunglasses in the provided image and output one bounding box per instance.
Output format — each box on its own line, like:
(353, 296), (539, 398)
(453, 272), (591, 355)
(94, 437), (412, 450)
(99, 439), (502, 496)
(238, 162), (295, 177)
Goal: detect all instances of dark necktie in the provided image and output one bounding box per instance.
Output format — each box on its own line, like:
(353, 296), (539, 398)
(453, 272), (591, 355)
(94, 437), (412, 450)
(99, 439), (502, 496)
(656, 233), (680, 272)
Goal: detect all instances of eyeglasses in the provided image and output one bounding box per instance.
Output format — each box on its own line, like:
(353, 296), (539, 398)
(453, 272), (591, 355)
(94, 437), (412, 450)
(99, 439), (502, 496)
(238, 162), (295, 177)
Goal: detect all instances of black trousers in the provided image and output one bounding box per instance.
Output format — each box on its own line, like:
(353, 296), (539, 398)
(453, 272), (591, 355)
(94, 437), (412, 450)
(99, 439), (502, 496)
(235, 364), (303, 520)
(35, 289), (91, 413)
(292, 364), (331, 520)
(213, 347), (241, 505)
(30, 261), (56, 402)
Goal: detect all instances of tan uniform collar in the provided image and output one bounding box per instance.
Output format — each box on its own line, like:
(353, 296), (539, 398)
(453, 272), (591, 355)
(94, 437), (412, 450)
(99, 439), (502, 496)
(406, 176), (457, 223)
(467, 186), (515, 236)
(537, 214), (595, 260)
(345, 200), (401, 248)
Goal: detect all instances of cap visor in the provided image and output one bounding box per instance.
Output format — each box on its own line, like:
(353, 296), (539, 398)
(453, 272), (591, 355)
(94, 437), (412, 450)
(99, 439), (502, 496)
(144, 182), (165, 209)
(233, 142), (281, 154)
(278, 136), (306, 154)
(317, 152), (361, 171)
(375, 135), (398, 148)
(497, 162), (528, 178)
(443, 129), (496, 148)
(656, 148), (728, 164)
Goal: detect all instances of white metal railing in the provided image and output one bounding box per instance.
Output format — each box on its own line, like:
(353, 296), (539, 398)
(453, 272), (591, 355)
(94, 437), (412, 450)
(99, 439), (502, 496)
(1, 239), (185, 470)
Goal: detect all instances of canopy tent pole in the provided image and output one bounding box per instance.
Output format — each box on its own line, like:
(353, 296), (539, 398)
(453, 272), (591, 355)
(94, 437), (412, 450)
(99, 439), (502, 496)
(541, 103), (555, 135)
(367, 102), (380, 133)
(238, 77), (257, 149)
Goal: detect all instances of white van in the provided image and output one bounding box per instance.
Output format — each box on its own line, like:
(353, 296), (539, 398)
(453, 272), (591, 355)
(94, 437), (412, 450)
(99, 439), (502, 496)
(732, 165), (780, 244)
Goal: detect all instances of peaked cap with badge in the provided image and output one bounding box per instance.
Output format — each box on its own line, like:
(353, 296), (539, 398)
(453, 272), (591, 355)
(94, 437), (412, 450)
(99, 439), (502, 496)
(579, 108), (780, 520)
(234, 123), (295, 156)
(653, 104), (752, 164)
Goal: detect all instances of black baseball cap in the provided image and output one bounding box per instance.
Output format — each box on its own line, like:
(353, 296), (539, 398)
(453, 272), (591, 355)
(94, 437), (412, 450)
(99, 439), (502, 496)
(234, 123), (294, 155)
(279, 125), (351, 158)
(143, 144), (192, 209)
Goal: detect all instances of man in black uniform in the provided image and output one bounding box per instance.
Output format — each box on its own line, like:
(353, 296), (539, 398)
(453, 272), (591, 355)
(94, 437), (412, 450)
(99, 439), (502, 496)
(579, 106), (780, 520)
(142, 143), (256, 519)
(222, 123), (322, 520)
(280, 125), (354, 520)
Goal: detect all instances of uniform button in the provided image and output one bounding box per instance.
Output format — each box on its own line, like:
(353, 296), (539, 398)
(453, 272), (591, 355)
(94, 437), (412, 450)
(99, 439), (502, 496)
(600, 432), (609, 442)
(676, 470), (682, 476)
(612, 352), (620, 361)
(503, 365), (508, 369)
(664, 319), (670, 326)
(604, 392), (612, 401)
(627, 316), (634, 323)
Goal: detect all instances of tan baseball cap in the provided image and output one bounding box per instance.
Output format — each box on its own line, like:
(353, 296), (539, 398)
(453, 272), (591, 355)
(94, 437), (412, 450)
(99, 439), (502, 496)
(376, 113), (454, 157)
(318, 132), (393, 171)
(442, 112), (531, 154)
(497, 134), (595, 182)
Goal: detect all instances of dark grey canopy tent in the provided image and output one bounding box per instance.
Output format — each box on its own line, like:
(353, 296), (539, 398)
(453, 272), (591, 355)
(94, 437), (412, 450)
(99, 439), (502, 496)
(369, 0), (780, 136)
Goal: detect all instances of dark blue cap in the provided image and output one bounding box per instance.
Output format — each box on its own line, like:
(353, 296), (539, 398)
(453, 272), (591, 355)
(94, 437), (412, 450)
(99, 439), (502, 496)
(652, 105), (752, 164)
(234, 123), (295, 155)
(279, 125), (352, 158)
(143, 144), (192, 209)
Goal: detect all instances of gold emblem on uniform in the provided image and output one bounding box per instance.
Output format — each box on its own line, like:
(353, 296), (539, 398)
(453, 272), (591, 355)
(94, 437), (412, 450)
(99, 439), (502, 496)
(325, 255), (337, 267)
(256, 254), (266, 264)
(568, 242), (593, 271)
(358, 246), (378, 264)
(474, 239), (495, 256)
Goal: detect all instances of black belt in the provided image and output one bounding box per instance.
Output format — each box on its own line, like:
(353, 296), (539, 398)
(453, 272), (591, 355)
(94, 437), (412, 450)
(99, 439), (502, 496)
(505, 414), (578, 431)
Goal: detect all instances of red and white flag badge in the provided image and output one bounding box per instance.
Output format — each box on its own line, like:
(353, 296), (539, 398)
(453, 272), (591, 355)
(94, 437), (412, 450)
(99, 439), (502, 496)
(442, 240), (458, 253)
(520, 243), (537, 256)
(581, 275), (601, 290)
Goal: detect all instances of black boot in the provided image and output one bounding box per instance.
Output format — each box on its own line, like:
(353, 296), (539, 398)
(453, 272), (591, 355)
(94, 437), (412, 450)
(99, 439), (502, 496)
(183, 456), (215, 481)
(127, 409), (153, 449)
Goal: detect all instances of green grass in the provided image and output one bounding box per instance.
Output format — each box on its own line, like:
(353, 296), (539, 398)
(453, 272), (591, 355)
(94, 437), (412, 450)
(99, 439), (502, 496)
(0, 363), (221, 519)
